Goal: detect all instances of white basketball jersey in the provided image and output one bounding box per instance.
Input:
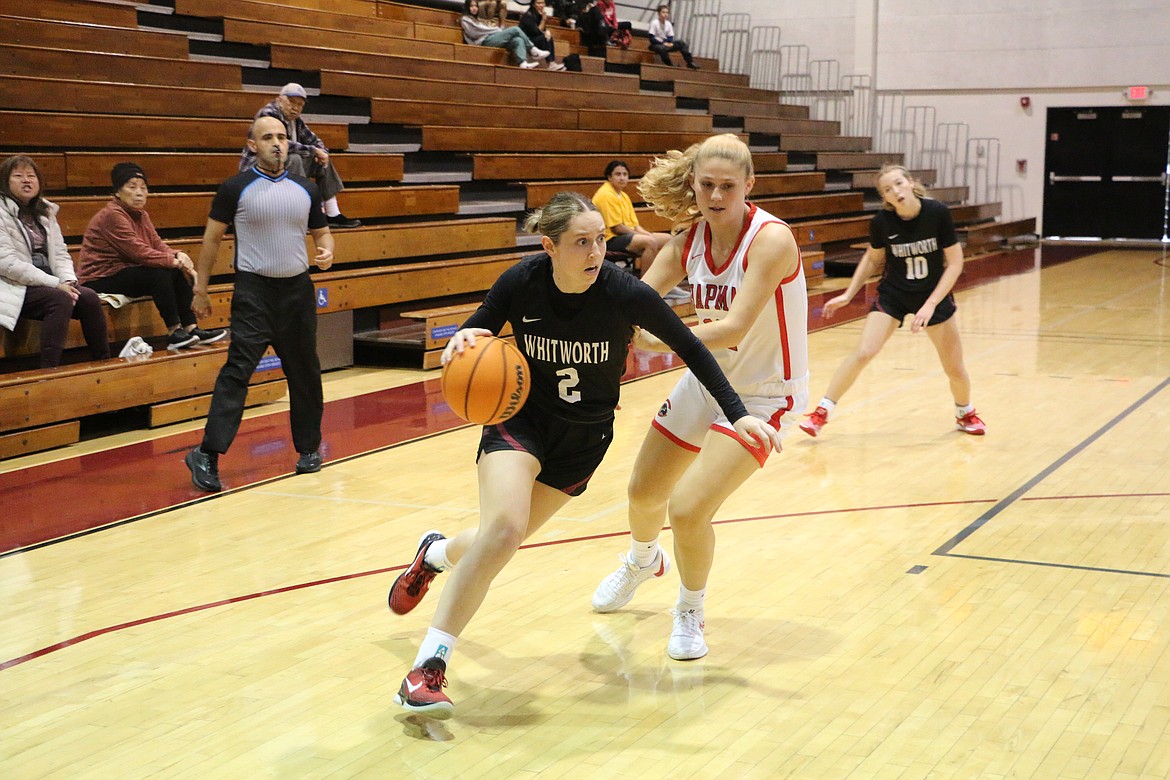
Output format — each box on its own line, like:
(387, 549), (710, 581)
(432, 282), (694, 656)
(680, 203), (809, 396)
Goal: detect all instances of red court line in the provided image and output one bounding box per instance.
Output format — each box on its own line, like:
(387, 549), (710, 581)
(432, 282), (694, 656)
(0, 351), (688, 555)
(0, 498), (1001, 672)
(2, 246), (1050, 556)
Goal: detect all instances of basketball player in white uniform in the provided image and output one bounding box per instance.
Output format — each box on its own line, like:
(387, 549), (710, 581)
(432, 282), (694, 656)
(592, 134), (810, 660)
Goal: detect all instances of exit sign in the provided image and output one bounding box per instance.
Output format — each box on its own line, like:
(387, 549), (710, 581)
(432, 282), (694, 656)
(1127, 85), (1149, 101)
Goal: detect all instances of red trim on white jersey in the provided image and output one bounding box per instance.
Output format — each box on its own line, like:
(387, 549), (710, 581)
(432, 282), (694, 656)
(703, 203), (757, 276)
(684, 202), (809, 394)
(651, 417), (702, 453)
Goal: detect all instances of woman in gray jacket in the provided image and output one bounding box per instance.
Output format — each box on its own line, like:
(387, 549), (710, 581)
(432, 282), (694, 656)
(461, 0), (549, 68)
(0, 155), (109, 368)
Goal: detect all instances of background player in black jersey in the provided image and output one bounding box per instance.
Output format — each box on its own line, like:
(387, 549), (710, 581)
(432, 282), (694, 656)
(386, 192), (781, 719)
(800, 165), (986, 437)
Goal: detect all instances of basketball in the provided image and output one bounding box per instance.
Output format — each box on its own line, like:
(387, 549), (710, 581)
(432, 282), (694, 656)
(441, 336), (531, 425)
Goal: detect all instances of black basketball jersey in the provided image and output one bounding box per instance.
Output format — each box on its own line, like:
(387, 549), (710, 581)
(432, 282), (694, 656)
(869, 198), (959, 296)
(464, 254), (747, 425)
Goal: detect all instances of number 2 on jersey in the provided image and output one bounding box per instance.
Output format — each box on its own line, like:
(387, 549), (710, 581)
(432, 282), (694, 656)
(557, 367), (581, 403)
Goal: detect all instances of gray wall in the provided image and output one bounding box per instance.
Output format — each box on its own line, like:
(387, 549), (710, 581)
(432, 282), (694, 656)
(690, 0), (1170, 226)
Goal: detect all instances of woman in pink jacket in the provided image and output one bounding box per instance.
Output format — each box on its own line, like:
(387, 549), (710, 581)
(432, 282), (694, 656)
(79, 163), (224, 350)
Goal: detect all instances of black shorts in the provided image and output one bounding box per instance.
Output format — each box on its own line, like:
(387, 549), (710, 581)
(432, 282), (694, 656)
(477, 405), (614, 496)
(606, 232), (636, 254)
(872, 288), (956, 328)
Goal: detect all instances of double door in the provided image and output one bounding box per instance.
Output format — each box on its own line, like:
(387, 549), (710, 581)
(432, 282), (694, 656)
(1043, 106), (1169, 240)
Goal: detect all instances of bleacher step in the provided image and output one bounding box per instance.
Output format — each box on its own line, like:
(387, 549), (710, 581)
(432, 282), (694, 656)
(458, 197), (526, 216)
(403, 171), (474, 184)
(189, 51), (269, 68)
(349, 143), (422, 154)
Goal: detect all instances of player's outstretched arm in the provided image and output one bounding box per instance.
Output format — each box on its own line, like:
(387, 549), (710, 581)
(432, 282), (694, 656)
(638, 232), (687, 296)
(825, 246), (884, 319)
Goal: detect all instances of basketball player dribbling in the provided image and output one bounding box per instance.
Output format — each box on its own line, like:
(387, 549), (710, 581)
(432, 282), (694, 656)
(386, 191), (781, 718)
(799, 164), (985, 438)
(590, 134), (810, 660)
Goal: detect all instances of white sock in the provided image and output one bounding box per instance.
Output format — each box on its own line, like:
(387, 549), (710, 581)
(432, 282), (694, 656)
(630, 537), (660, 568)
(413, 627), (458, 668)
(956, 403), (974, 417)
(819, 398), (837, 414)
(323, 197), (341, 217)
(423, 538), (452, 571)
(677, 585), (705, 613)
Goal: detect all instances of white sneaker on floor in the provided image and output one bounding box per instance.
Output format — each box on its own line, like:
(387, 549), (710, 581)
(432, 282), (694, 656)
(668, 608), (707, 660)
(519, 60), (541, 69)
(548, 61), (567, 71)
(592, 549), (671, 612)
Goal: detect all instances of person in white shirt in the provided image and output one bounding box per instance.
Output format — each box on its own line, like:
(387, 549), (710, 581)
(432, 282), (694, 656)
(648, 4), (698, 69)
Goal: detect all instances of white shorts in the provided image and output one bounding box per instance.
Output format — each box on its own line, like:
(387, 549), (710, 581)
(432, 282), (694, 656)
(649, 371), (809, 466)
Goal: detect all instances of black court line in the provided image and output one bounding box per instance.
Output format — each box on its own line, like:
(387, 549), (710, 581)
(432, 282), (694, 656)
(932, 373), (1170, 558)
(941, 553), (1170, 580)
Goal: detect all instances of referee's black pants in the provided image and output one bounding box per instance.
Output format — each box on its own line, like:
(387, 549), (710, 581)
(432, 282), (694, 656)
(202, 270), (323, 456)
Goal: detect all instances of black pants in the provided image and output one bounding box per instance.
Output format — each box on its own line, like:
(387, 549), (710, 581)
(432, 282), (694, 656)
(84, 265), (195, 330)
(650, 40), (694, 67)
(20, 284), (110, 367)
(202, 271), (322, 456)
(528, 30), (553, 56)
(285, 154), (345, 202)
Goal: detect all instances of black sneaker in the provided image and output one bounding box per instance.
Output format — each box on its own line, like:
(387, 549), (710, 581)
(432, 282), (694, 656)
(296, 450), (322, 474)
(185, 446), (222, 492)
(326, 213), (362, 229)
(190, 327), (227, 344)
(687, 62), (701, 70)
(167, 328), (199, 350)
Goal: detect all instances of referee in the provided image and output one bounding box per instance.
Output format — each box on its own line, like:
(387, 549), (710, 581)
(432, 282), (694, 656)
(184, 115), (335, 493)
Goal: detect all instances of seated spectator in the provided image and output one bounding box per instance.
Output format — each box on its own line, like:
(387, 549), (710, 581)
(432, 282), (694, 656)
(520, 0), (567, 71)
(578, 0), (631, 56)
(0, 155), (110, 368)
(78, 163), (226, 351)
(599, 0), (633, 47)
(550, 0), (587, 27)
(648, 4), (699, 69)
(591, 160), (670, 272)
(239, 84), (361, 229)
(462, 0), (550, 69)
(577, 1), (607, 56)
(476, 0), (507, 26)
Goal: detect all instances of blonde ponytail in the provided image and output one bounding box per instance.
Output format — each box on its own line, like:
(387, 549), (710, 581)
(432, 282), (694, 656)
(638, 133), (754, 229)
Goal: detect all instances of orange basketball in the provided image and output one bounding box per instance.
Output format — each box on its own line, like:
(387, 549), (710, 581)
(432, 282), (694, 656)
(441, 336), (531, 425)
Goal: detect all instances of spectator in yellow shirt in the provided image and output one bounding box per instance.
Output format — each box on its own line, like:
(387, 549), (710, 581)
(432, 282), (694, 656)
(591, 160), (670, 272)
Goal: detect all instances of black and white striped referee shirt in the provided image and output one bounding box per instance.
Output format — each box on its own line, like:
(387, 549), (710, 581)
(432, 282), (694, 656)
(209, 167), (327, 278)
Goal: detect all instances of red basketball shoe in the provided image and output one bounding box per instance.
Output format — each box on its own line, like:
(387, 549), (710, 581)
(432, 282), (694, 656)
(388, 530), (446, 615)
(956, 410), (986, 435)
(799, 406), (829, 437)
(394, 657), (454, 718)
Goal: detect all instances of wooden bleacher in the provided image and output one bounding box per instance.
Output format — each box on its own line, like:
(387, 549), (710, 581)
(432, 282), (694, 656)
(523, 171), (826, 208)
(0, 0), (1028, 457)
(52, 185), (461, 237)
(473, 152), (790, 181)
(960, 217), (1038, 254)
